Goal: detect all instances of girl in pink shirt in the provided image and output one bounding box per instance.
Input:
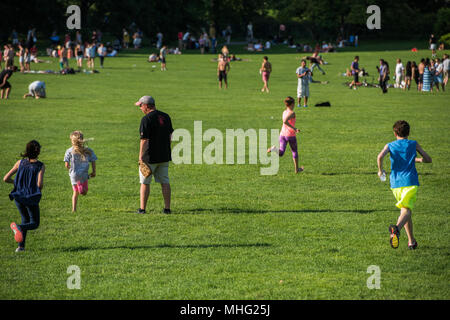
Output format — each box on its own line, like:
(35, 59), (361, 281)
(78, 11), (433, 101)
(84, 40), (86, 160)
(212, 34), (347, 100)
(268, 96), (304, 173)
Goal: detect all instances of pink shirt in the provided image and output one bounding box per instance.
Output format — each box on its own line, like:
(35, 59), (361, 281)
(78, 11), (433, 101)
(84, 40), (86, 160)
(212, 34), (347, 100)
(280, 109), (296, 137)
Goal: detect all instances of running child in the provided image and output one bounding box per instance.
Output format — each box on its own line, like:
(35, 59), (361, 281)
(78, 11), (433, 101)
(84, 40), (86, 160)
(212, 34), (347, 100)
(377, 120), (432, 249)
(3, 140), (45, 252)
(268, 96), (304, 174)
(64, 131), (97, 212)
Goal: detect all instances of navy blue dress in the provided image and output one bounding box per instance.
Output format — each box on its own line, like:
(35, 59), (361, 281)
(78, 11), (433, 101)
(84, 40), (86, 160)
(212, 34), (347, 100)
(9, 159), (43, 206)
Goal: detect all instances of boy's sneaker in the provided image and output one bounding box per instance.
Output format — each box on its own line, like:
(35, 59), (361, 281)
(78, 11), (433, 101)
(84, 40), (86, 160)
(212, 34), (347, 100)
(389, 224), (400, 249)
(303, 105), (308, 108)
(162, 208), (171, 214)
(15, 247), (25, 253)
(10, 222), (23, 243)
(408, 241), (418, 250)
(297, 104), (301, 109)
(136, 208), (146, 214)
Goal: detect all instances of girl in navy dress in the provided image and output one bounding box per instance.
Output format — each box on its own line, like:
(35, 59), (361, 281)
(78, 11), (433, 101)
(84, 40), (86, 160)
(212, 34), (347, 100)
(3, 140), (45, 252)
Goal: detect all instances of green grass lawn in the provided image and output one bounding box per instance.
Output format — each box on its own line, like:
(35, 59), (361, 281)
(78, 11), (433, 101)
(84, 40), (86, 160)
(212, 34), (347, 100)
(0, 42), (449, 299)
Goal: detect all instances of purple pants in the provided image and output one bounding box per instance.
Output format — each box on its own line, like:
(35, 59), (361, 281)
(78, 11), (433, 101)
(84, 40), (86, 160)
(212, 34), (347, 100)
(279, 135), (298, 159)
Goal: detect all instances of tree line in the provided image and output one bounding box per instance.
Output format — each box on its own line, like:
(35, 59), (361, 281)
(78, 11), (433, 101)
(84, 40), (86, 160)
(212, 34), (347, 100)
(0, 0), (448, 44)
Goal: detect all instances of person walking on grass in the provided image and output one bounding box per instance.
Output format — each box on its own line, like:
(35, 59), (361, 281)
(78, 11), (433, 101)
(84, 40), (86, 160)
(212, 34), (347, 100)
(0, 65), (18, 99)
(296, 59), (310, 108)
(4, 140), (45, 252)
(443, 54), (449, 90)
(433, 58), (444, 92)
(268, 96), (304, 174)
(405, 61), (412, 91)
(136, 95), (174, 214)
(349, 56), (360, 90)
(395, 58), (404, 89)
(97, 43), (107, 68)
(377, 120), (432, 250)
(75, 44), (84, 70)
(64, 131), (97, 212)
(377, 59), (389, 94)
(217, 54), (230, 89)
(159, 45), (167, 71)
(418, 58), (425, 91)
(260, 56), (272, 93)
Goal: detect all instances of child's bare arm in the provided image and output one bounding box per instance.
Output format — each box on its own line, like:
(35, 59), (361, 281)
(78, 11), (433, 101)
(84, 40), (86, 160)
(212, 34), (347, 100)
(3, 160), (20, 184)
(377, 144), (389, 176)
(283, 112), (300, 133)
(90, 161), (96, 178)
(37, 164), (45, 190)
(65, 161), (70, 170)
(416, 142), (432, 163)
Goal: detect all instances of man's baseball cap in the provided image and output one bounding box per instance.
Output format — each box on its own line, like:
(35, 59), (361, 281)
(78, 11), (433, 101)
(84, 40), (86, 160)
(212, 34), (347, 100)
(135, 96), (155, 106)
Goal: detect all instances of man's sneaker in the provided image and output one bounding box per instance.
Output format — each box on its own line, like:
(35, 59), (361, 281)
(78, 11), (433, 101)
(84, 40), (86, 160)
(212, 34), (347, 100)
(408, 241), (418, 250)
(163, 208), (171, 214)
(303, 105), (308, 108)
(10, 222), (23, 243)
(297, 104), (302, 108)
(15, 247), (25, 253)
(136, 208), (146, 214)
(389, 224), (400, 249)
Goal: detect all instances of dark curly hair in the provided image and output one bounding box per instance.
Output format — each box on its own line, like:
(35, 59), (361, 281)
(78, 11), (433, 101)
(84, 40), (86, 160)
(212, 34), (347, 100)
(21, 140), (41, 159)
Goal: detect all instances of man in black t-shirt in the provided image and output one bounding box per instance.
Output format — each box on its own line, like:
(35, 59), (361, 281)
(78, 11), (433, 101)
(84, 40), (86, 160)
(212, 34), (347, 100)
(136, 95), (174, 214)
(0, 66), (18, 99)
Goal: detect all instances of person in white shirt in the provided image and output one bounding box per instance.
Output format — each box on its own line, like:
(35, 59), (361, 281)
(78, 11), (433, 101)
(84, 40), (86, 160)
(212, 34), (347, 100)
(433, 58), (444, 92)
(442, 54), (449, 89)
(395, 59), (405, 88)
(23, 81), (46, 99)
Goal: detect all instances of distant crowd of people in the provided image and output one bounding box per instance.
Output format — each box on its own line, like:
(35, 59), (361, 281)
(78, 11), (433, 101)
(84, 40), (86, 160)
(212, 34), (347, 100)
(346, 53), (449, 93)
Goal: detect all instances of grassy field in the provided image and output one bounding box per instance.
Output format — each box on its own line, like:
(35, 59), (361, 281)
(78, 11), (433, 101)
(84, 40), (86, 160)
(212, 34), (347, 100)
(0, 41), (449, 300)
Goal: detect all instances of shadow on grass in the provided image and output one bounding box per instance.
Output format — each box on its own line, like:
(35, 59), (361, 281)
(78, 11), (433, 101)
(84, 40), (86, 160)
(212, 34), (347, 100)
(59, 242), (271, 252)
(183, 208), (392, 215)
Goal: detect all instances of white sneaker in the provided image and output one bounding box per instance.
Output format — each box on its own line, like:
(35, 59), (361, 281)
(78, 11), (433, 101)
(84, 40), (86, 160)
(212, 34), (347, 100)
(268, 145), (279, 154)
(15, 247), (25, 252)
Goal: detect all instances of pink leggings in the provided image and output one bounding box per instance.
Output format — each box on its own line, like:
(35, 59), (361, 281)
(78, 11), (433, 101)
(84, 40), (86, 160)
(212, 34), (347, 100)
(279, 135), (298, 159)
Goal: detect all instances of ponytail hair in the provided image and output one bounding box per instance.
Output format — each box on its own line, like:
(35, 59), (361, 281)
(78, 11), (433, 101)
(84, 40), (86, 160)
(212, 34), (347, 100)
(70, 131), (92, 160)
(21, 140), (41, 159)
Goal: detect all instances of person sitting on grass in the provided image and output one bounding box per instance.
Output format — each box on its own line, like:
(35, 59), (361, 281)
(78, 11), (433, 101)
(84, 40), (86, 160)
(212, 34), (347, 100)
(23, 81), (46, 99)
(377, 120), (432, 250)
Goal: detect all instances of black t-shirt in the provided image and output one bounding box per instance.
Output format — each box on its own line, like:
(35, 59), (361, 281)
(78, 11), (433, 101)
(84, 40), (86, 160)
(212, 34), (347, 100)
(430, 36), (436, 44)
(140, 110), (174, 164)
(0, 69), (13, 83)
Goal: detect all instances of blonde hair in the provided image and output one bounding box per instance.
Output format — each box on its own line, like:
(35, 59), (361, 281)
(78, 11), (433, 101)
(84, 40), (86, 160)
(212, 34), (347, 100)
(70, 130), (92, 160)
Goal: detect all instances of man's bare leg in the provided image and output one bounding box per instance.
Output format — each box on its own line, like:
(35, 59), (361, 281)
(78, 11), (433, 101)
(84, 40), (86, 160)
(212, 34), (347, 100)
(140, 183), (150, 211)
(161, 183), (171, 210)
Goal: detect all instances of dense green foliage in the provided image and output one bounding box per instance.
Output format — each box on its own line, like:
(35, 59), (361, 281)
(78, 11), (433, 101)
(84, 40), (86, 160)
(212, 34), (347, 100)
(0, 0), (448, 44)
